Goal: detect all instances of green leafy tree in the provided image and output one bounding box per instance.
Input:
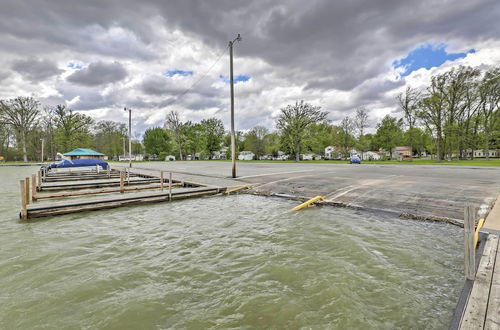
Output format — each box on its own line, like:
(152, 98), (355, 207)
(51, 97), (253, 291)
(53, 105), (94, 153)
(93, 120), (127, 158)
(143, 127), (171, 156)
(200, 118), (225, 159)
(375, 115), (403, 158)
(276, 100), (328, 161)
(243, 126), (268, 159)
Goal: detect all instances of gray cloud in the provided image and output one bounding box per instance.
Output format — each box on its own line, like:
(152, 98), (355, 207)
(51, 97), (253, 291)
(0, 0), (498, 133)
(11, 58), (62, 82)
(67, 61), (127, 86)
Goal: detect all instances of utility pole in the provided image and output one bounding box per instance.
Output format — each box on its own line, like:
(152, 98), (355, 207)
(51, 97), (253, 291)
(124, 108), (132, 168)
(229, 33), (242, 178)
(40, 138), (44, 163)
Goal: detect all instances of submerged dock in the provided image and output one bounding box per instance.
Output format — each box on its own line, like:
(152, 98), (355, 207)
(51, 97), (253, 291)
(19, 166), (232, 220)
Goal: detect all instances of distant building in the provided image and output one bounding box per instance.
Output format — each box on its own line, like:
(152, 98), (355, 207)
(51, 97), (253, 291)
(362, 151), (381, 161)
(63, 148), (105, 160)
(324, 146), (335, 159)
(119, 154), (144, 161)
(393, 146), (412, 156)
(302, 153), (314, 161)
(466, 149), (499, 158)
(238, 151), (255, 161)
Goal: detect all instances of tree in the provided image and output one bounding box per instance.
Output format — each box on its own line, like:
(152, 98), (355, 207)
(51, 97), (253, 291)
(479, 68), (500, 160)
(53, 105), (94, 152)
(339, 116), (354, 158)
(243, 126), (268, 159)
(200, 118), (225, 159)
(375, 115), (403, 159)
(143, 127), (171, 157)
(397, 87), (421, 156)
(276, 100), (328, 161)
(93, 120), (127, 158)
(165, 111), (186, 160)
(354, 107), (369, 158)
(418, 75), (447, 161)
(0, 96), (40, 162)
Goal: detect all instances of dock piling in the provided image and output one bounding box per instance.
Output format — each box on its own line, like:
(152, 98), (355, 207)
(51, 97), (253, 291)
(25, 177), (30, 206)
(464, 205), (476, 280)
(160, 171), (164, 191)
(20, 179), (27, 220)
(120, 170), (125, 193)
(31, 174), (37, 201)
(169, 172), (172, 201)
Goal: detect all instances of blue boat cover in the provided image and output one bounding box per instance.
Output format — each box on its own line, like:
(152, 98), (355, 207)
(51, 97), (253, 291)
(49, 159), (109, 170)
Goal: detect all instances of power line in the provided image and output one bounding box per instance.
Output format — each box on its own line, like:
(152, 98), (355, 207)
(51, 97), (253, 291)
(163, 45), (229, 109)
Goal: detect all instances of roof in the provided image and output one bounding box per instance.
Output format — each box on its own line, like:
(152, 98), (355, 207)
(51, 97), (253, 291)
(63, 148), (105, 156)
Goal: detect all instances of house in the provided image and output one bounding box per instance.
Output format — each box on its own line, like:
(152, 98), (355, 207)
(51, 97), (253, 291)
(238, 151), (255, 160)
(324, 146), (335, 159)
(362, 151), (381, 161)
(165, 155), (176, 161)
(272, 151), (289, 161)
(302, 153), (314, 161)
(466, 149), (499, 158)
(63, 148), (105, 160)
(118, 154), (144, 161)
(393, 146), (412, 157)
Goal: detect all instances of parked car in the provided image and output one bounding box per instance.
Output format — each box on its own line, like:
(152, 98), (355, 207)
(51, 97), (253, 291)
(350, 155), (361, 164)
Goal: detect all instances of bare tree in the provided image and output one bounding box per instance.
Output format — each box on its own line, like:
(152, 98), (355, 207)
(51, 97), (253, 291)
(0, 96), (40, 162)
(340, 116), (354, 158)
(397, 86), (421, 156)
(165, 111), (185, 160)
(354, 107), (368, 138)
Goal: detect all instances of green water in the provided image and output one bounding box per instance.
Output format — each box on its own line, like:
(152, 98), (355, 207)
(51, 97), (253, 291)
(0, 167), (464, 329)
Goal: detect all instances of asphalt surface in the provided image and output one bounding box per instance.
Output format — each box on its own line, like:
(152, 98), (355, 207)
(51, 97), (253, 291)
(120, 161), (500, 222)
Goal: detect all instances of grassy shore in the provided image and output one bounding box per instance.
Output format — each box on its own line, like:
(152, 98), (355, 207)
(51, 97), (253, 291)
(207, 158), (500, 166)
(3, 158), (500, 167)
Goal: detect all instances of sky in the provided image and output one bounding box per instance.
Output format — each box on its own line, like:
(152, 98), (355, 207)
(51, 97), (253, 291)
(0, 0), (499, 138)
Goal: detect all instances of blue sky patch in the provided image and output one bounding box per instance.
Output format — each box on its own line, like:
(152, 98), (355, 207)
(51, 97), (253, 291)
(164, 69), (193, 77)
(393, 43), (475, 76)
(219, 74), (251, 83)
(67, 62), (83, 69)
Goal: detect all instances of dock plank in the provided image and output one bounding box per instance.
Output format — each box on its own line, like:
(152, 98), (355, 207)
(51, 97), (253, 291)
(460, 234), (499, 329)
(485, 238), (500, 329)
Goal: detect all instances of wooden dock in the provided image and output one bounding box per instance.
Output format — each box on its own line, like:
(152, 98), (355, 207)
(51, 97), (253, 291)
(19, 166), (235, 220)
(453, 201), (500, 329)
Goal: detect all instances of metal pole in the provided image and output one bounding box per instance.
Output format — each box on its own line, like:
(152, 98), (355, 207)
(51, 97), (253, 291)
(230, 40), (236, 178)
(128, 108), (132, 168)
(40, 138), (44, 163)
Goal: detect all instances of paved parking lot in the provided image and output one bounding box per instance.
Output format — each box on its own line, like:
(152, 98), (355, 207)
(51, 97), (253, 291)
(126, 161), (500, 222)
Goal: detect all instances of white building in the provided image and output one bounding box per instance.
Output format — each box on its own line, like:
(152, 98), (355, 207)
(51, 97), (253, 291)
(324, 146), (335, 159)
(302, 153), (314, 161)
(165, 155), (176, 161)
(362, 151), (381, 161)
(119, 154), (144, 161)
(238, 151), (255, 160)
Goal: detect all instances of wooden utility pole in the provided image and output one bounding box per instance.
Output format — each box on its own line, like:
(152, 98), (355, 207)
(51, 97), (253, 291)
(229, 34), (241, 178)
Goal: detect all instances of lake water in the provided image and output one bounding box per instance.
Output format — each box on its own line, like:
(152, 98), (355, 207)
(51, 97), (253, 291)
(0, 166), (464, 329)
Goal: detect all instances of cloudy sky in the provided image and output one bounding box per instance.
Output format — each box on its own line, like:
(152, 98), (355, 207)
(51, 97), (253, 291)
(0, 0), (499, 137)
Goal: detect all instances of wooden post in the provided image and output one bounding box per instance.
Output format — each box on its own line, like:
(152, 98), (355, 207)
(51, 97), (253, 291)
(120, 170), (125, 193)
(20, 179), (27, 220)
(464, 205), (476, 280)
(160, 171), (164, 191)
(107, 166), (110, 179)
(96, 164), (100, 174)
(31, 174), (37, 201)
(126, 168), (130, 185)
(37, 171), (41, 190)
(169, 172), (172, 201)
(25, 177), (30, 206)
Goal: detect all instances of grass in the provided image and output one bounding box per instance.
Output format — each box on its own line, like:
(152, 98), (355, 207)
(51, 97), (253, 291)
(208, 158), (500, 166)
(3, 158), (500, 167)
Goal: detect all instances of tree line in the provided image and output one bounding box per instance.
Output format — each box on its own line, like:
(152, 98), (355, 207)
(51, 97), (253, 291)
(1, 66), (497, 162)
